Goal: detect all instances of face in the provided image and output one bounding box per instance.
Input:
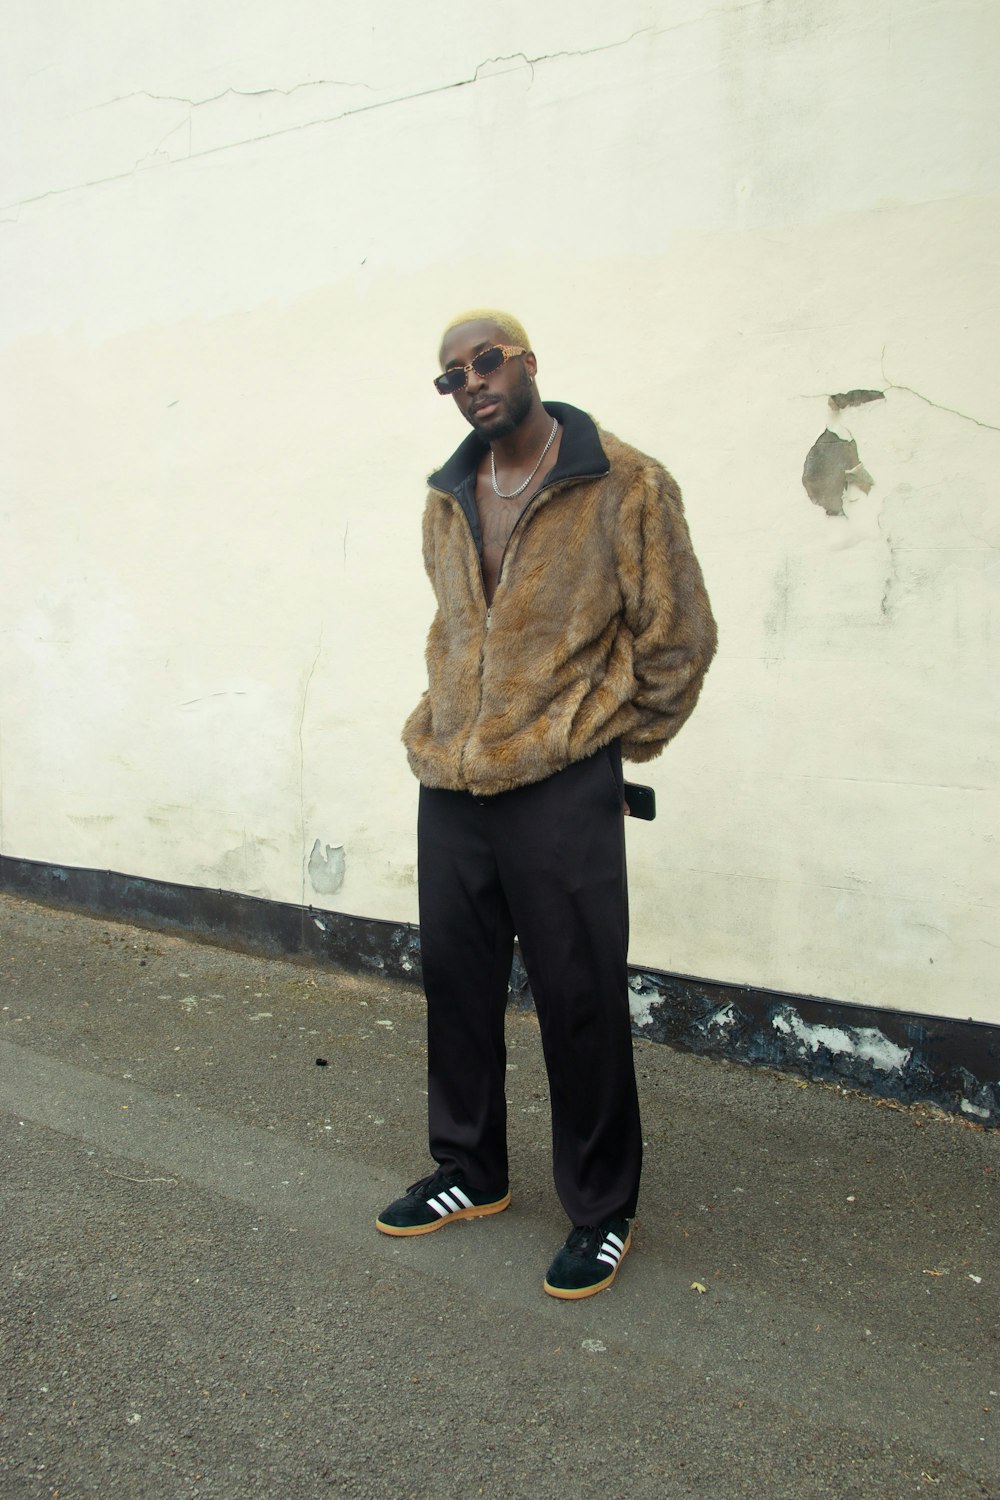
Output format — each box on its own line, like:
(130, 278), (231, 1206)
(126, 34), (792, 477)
(438, 319), (537, 441)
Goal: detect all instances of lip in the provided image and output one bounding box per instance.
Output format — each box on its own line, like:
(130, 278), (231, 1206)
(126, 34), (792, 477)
(470, 398), (500, 420)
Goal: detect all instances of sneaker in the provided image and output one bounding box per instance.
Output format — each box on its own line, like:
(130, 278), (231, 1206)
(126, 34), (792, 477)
(375, 1166), (511, 1237)
(543, 1217), (632, 1300)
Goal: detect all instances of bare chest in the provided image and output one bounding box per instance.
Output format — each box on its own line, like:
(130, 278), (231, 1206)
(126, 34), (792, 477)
(473, 444), (560, 602)
(475, 487), (527, 603)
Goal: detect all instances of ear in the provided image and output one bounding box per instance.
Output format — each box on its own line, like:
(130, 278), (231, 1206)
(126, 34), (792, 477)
(524, 350), (538, 380)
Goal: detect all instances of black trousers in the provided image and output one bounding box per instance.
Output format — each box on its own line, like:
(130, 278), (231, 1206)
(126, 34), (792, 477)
(417, 742), (642, 1225)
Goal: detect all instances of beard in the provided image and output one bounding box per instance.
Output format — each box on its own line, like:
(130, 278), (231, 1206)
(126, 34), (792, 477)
(467, 365), (534, 440)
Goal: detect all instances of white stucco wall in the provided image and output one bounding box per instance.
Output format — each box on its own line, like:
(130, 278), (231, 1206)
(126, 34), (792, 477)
(2, 0), (997, 1022)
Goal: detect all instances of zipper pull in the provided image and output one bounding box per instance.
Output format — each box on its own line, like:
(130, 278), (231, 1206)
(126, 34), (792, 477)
(485, 606), (492, 631)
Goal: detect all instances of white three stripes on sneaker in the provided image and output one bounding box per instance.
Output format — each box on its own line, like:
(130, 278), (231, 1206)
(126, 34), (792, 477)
(596, 1230), (626, 1270)
(428, 1186), (475, 1217)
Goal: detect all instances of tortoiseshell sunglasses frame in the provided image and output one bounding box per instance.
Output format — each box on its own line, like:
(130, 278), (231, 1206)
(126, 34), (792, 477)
(433, 344), (526, 395)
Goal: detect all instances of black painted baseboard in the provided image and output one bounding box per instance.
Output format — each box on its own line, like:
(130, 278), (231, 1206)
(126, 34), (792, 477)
(2, 853), (997, 1126)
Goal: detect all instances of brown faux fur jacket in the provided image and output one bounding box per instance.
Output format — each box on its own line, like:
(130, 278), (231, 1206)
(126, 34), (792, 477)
(402, 402), (716, 797)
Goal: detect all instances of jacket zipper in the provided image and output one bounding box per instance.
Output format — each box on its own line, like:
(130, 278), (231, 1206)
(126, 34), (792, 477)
(441, 467), (607, 633)
(440, 464), (604, 790)
(486, 469), (606, 624)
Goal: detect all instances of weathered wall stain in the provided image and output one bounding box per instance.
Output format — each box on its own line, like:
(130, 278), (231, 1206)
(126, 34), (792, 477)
(308, 839), (345, 895)
(762, 556), (793, 640)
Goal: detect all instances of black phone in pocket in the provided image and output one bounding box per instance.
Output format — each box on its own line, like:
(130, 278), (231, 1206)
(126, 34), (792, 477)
(623, 782), (656, 820)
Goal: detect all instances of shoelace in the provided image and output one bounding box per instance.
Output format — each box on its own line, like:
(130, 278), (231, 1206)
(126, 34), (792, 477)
(565, 1225), (603, 1256)
(407, 1167), (457, 1198)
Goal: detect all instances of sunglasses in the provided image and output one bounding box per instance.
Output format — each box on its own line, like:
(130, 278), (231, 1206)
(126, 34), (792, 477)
(433, 344), (525, 395)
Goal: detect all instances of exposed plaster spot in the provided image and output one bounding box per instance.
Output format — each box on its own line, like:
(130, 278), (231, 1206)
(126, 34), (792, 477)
(802, 384), (881, 515)
(308, 840), (345, 896)
(830, 389), (885, 410)
(802, 430), (869, 517)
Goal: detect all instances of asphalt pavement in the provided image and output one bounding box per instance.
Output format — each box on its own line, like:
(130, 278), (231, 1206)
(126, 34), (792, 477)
(0, 892), (997, 1500)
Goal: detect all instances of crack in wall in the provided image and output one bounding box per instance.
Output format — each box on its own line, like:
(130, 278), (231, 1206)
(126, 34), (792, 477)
(2, 27), (660, 214)
(881, 381), (1000, 435)
(88, 78), (378, 112)
(880, 351), (1000, 434)
(803, 364), (998, 604)
(298, 629), (323, 910)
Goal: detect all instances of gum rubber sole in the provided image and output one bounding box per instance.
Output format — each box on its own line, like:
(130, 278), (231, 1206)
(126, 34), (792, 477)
(375, 1191), (511, 1237)
(543, 1230), (632, 1300)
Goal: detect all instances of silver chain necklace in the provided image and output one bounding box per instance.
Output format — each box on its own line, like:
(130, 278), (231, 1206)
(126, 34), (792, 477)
(490, 416), (559, 500)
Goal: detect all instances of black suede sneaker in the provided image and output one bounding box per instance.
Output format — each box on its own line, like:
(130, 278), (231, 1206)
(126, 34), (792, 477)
(543, 1217), (632, 1299)
(375, 1167), (511, 1237)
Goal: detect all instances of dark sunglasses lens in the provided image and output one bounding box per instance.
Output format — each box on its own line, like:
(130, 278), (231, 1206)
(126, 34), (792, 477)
(434, 369), (465, 395)
(471, 347), (505, 377)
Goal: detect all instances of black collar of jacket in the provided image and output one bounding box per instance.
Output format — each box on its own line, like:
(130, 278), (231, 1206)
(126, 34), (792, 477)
(427, 401), (610, 498)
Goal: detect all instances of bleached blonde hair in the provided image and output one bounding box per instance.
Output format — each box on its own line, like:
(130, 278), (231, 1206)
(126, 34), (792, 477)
(440, 309), (532, 354)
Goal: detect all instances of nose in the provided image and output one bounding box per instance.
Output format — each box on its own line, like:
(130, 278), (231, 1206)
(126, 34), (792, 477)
(465, 361), (488, 394)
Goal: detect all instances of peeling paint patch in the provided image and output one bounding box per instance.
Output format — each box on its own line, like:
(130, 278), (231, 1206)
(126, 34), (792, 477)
(705, 1003), (738, 1034)
(771, 1007), (911, 1073)
(614, 967), (998, 1123)
(802, 430), (873, 516)
(308, 840), (345, 895)
(4, 855), (996, 1127)
(830, 389), (885, 410)
(960, 1098), (991, 1120)
(627, 973), (657, 1028)
(803, 389), (882, 516)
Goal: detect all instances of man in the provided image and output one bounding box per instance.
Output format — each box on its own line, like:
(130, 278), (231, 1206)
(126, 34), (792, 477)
(376, 310), (716, 1299)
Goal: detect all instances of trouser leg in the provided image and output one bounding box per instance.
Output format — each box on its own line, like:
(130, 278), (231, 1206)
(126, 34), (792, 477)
(489, 743), (642, 1225)
(417, 785), (513, 1193)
